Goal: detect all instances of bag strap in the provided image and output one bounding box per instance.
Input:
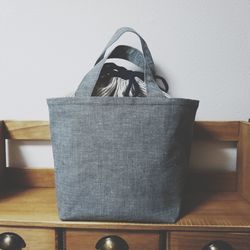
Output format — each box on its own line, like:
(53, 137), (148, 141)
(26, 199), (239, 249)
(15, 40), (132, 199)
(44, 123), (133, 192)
(75, 27), (164, 97)
(103, 45), (145, 69)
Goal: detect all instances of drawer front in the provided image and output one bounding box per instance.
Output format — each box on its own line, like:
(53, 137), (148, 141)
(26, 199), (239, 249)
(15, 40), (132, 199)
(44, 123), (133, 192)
(169, 231), (250, 250)
(65, 229), (160, 250)
(0, 226), (56, 250)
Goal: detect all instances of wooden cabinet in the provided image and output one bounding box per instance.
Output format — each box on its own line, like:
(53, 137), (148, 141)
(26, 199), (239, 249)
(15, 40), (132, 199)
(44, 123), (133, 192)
(65, 229), (160, 250)
(169, 231), (250, 250)
(0, 121), (250, 250)
(0, 227), (57, 250)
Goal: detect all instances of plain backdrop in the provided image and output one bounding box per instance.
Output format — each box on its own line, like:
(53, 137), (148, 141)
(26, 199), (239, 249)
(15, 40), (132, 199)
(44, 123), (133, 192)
(0, 0), (249, 170)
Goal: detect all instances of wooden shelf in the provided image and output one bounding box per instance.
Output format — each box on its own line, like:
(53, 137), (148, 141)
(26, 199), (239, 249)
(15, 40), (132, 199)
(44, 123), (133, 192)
(0, 187), (250, 232)
(1, 120), (250, 249)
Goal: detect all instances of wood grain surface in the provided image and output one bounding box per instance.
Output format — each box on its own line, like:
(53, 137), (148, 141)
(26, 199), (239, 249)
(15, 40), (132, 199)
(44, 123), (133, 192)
(65, 229), (160, 250)
(0, 122), (6, 186)
(5, 168), (55, 188)
(169, 231), (250, 250)
(0, 188), (250, 231)
(0, 226), (57, 250)
(187, 171), (237, 192)
(237, 122), (250, 202)
(4, 120), (50, 140)
(193, 121), (240, 141)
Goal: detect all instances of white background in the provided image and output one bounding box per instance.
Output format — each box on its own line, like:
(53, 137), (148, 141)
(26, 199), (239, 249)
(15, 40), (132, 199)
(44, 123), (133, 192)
(0, 0), (249, 170)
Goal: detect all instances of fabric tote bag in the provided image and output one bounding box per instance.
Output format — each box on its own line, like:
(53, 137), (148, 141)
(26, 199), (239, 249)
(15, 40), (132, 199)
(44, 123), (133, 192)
(47, 27), (199, 223)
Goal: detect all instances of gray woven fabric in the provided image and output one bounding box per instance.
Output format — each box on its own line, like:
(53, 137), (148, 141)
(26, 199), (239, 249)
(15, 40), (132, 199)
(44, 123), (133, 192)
(47, 27), (199, 223)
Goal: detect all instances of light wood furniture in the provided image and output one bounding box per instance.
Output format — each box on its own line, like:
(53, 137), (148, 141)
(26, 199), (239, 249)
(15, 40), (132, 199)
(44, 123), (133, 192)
(0, 120), (250, 250)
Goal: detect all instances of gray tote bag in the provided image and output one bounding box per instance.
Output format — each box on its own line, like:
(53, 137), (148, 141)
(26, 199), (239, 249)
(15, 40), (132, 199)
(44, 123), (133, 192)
(47, 27), (199, 223)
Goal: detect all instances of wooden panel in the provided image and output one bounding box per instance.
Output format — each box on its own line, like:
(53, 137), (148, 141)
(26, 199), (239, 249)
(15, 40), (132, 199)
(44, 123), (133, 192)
(169, 231), (250, 250)
(65, 229), (160, 250)
(0, 122), (6, 186)
(3, 120), (240, 141)
(237, 122), (250, 201)
(0, 188), (58, 224)
(0, 188), (250, 231)
(4, 120), (50, 140)
(187, 171), (237, 192)
(5, 168), (55, 188)
(0, 226), (57, 250)
(194, 121), (240, 141)
(4, 168), (237, 192)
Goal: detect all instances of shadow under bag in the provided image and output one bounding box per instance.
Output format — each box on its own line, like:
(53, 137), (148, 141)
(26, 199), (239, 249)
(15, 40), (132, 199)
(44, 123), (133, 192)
(47, 27), (199, 223)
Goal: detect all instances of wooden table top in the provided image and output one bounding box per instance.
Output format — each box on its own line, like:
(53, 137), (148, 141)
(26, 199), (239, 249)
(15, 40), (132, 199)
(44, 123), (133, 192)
(0, 188), (250, 232)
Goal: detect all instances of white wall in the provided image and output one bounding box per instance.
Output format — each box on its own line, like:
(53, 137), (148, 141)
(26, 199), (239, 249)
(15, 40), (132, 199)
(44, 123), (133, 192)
(1, 0), (249, 169)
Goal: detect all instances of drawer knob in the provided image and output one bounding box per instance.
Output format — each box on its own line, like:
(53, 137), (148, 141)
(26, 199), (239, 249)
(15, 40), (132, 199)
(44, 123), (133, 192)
(202, 240), (234, 250)
(0, 232), (26, 250)
(96, 235), (129, 250)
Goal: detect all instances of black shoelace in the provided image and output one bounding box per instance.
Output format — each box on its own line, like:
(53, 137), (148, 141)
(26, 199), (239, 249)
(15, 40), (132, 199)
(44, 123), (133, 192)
(98, 63), (169, 97)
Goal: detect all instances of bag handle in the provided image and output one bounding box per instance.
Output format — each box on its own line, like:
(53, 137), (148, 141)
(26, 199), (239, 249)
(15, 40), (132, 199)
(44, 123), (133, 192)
(103, 45), (145, 69)
(95, 27), (155, 74)
(75, 27), (164, 97)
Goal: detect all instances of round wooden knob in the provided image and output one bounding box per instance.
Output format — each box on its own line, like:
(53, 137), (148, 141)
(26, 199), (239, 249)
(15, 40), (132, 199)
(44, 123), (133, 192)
(95, 235), (129, 250)
(202, 240), (234, 250)
(0, 232), (26, 250)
